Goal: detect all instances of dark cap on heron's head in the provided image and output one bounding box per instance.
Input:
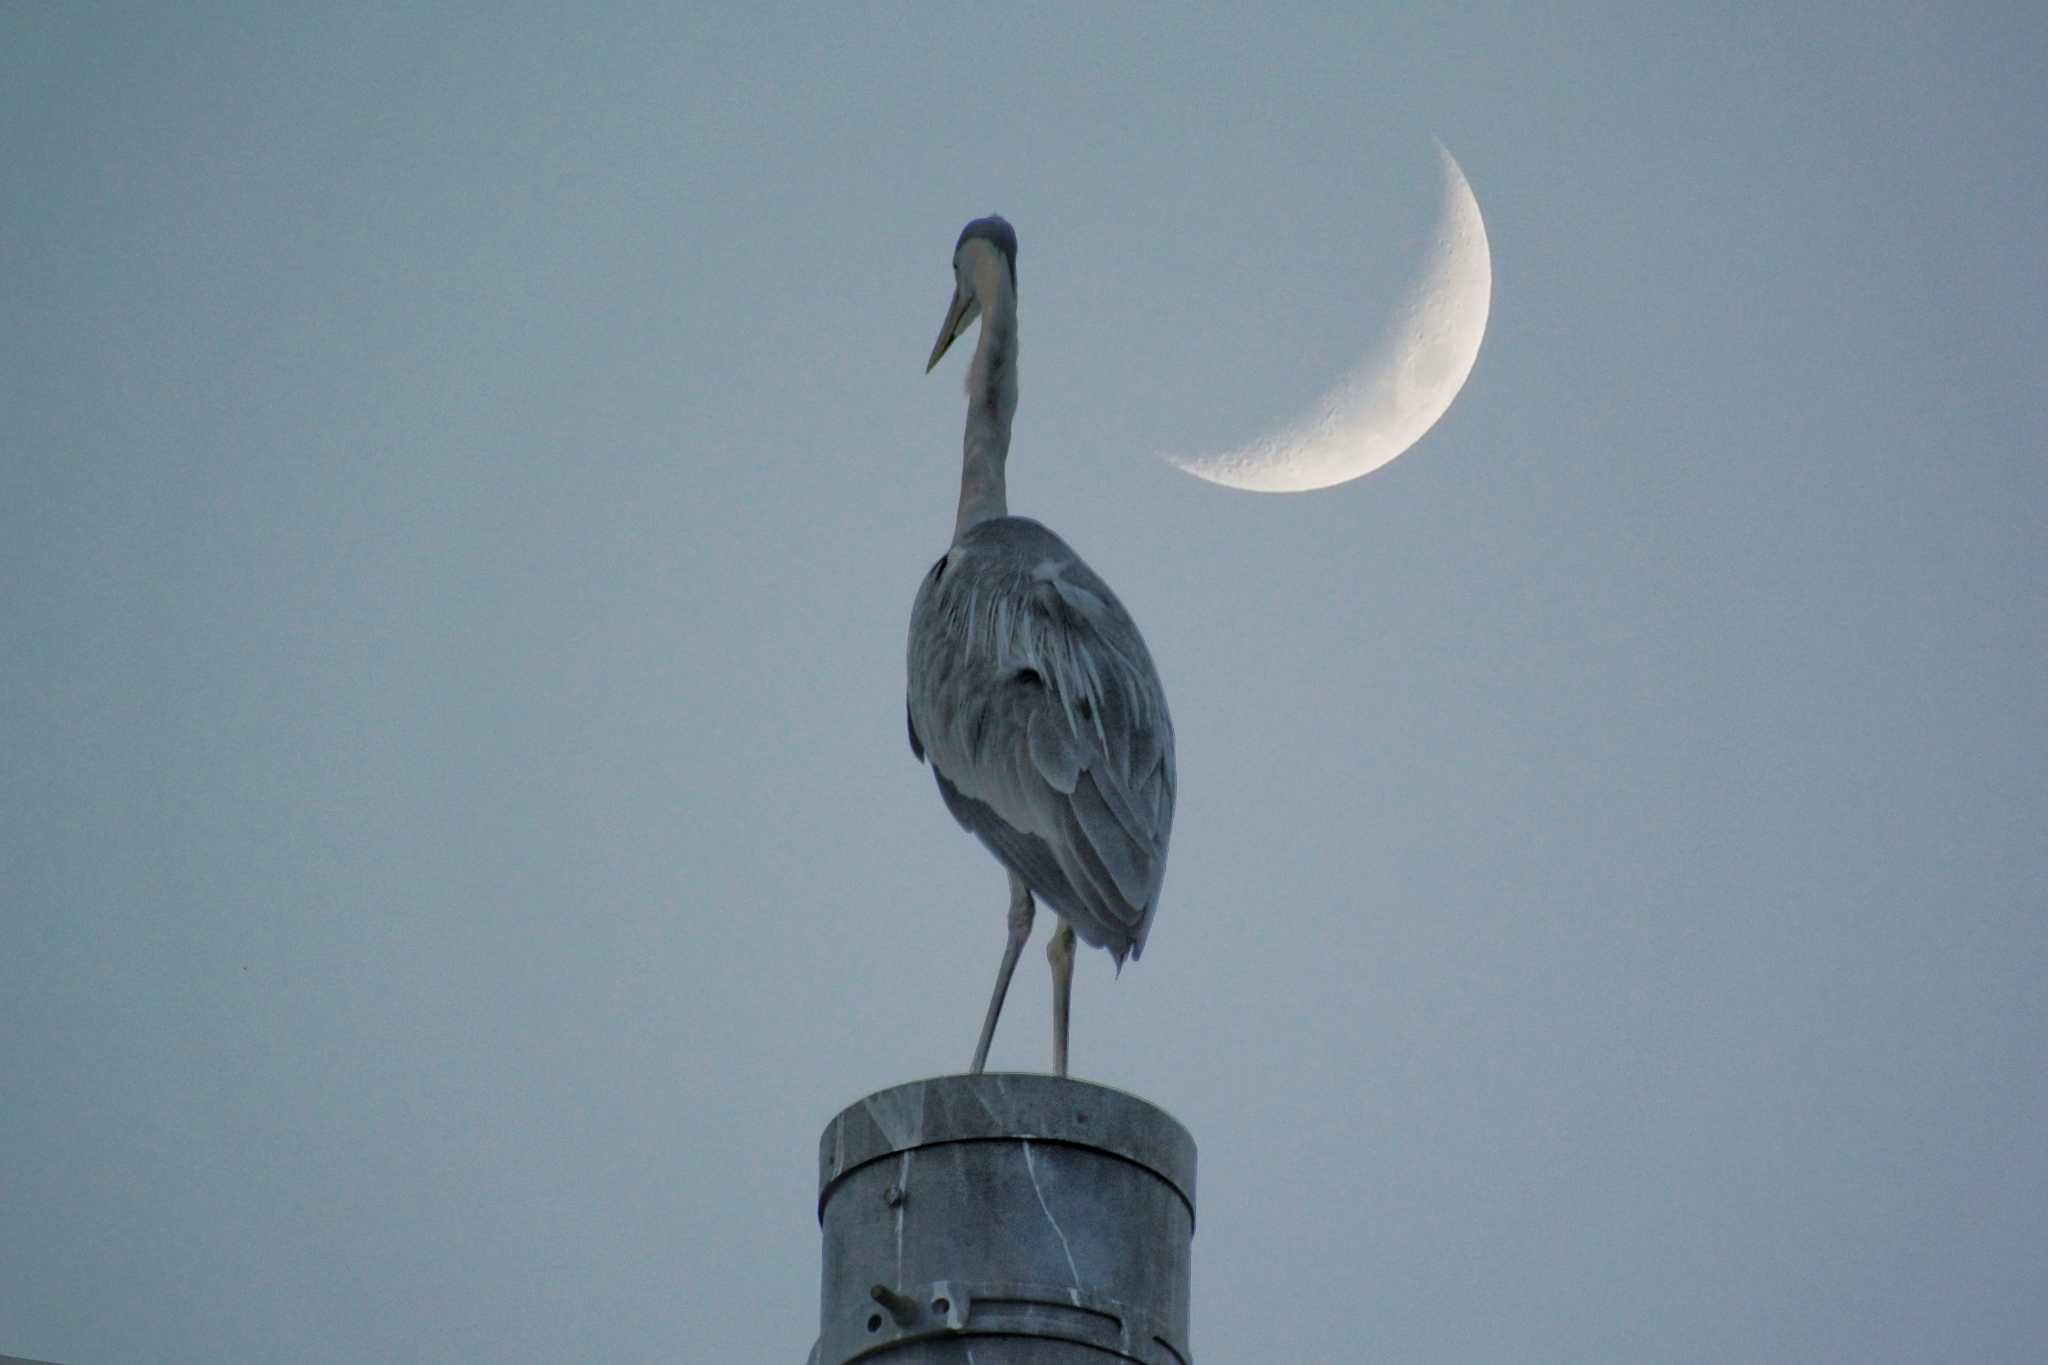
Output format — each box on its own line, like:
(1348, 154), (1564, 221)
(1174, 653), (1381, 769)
(955, 215), (1018, 284)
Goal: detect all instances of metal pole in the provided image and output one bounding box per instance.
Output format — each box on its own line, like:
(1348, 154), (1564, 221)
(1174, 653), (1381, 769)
(810, 1074), (1197, 1364)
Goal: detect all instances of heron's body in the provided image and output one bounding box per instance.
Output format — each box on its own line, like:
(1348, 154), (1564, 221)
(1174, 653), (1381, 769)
(908, 514), (1174, 963)
(906, 215), (1176, 1076)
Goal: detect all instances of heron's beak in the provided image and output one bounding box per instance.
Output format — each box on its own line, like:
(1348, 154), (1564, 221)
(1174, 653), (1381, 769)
(926, 287), (978, 373)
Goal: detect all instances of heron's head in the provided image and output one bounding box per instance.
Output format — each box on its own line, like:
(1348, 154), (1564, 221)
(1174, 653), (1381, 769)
(926, 215), (1018, 373)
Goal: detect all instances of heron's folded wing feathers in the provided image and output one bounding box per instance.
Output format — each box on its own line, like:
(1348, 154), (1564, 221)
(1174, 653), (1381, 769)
(1016, 570), (1173, 930)
(1025, 705), (1081, 793)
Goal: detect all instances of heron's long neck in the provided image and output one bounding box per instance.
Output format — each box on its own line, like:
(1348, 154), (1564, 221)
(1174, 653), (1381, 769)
(954, 277), (1018, 539)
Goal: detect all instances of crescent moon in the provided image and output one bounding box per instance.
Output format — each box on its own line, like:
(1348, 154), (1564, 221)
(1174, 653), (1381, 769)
(1169, 142), (1492, 492)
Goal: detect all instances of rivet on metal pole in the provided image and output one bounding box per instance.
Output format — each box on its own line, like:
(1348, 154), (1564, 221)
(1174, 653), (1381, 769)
(868, 1283), (919, 1328)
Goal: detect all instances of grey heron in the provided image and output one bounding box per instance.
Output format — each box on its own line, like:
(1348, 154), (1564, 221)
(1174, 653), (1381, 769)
(906, 215), (1177, 1077)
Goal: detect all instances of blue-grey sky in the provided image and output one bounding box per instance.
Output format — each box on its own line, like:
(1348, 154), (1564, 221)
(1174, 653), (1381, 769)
(5, 5), (2043, 1362)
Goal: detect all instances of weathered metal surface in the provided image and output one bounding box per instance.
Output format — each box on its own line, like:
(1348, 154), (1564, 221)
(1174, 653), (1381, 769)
(811, 1074), (1196, 1364)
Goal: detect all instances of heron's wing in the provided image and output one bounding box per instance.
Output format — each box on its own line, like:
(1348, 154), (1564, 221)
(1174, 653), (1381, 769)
(907, 519), (1176, 961)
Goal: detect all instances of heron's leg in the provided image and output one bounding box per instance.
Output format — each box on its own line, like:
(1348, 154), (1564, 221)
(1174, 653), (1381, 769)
(970, 873), (1035, 1074)
(1047, 918), (1076, 1078)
